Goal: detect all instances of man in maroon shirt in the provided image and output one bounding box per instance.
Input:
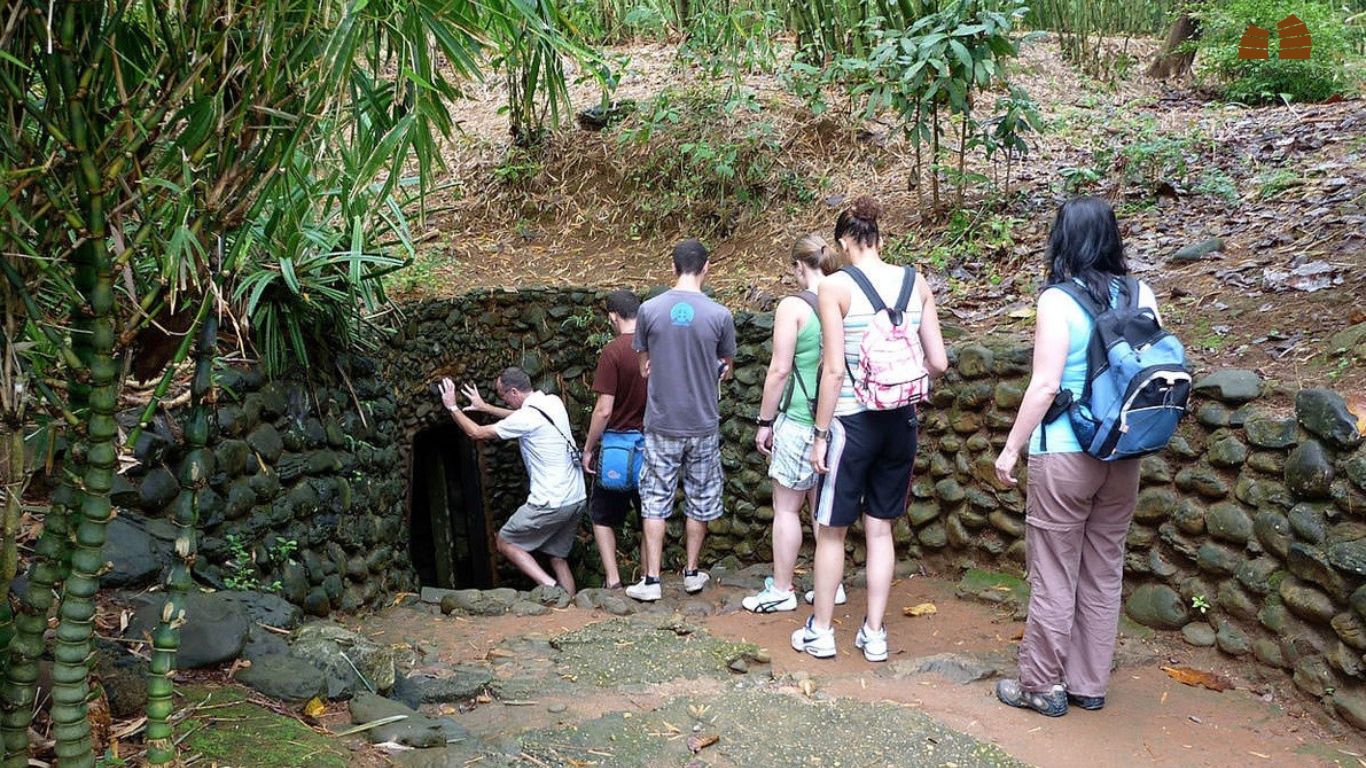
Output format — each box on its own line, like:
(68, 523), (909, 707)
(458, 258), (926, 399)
(581, 290), (648, 589)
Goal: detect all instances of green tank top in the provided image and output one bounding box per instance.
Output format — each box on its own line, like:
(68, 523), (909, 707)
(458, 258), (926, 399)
(782, 305), (822, 425)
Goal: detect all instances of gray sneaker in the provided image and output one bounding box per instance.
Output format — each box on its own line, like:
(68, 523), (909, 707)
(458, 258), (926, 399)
(682, 570), (710, 594)
(995, 680), (1067, 717)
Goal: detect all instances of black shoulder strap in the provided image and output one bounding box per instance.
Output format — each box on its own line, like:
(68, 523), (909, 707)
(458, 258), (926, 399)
(1124, 276), (1142, 309)
(1052, 280), (1105, 318)
(528, 404), (578, 453)
(795, 290), (819, 315)
(893, 267), (916, 312)
(841, 266), (886, 313)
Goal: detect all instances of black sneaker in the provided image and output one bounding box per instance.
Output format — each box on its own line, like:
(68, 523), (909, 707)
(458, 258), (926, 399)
(995, 680), (1068, 717)
(1067, 692), (1105, 711)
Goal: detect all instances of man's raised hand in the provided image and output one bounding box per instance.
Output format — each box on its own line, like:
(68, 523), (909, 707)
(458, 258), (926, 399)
(461, 383), (487, 412)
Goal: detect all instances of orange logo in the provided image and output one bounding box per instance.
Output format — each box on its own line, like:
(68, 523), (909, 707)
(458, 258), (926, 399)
(1239, 14), (1312, 60)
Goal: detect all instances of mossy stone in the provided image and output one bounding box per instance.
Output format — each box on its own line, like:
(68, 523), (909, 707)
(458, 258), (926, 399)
(1125, 583), (1188, 630)
(1280, 577), (1337, 625)
(1245, 416), (1298, 449)
(1333, 612), (1366, 651)
(1216, 620), (1251, 656)
(1290, 503), (1329, 545)
(1236, 557), (1280, 595)
(917, 522), (947, 549)
(1198, 403), (1232, 428)
(1254, 638), (1289, 669)
(1296, 389), (1364, 449)
(1172, 498), (1207, 535)
(1328, 539), (1366, 578)
(935, 479), (966, 503)
(1287, 543), (1352, 602)
(1254, 510), (1292, 560)
(988, 510), (1025, 539)
(1206, 502), (1253, 544)
(993, 382), (1024, 410)
(1286, 441), (1335, 500)
(1196, 542), (1241, 576)
(1140, 456), (1173, 485)
(1217, 580), (1258, 620)
(1175, 466), (1230, 499)
(1208, 436), (1249, 468)
(1248, 451), (1286, 475)
(908, 502), (940, 527)
(1134, 488), (1178, 524)
(1182, 622), (1216, 647)
(957, 345), (994, 379)
(1193, 369), (1262, 403)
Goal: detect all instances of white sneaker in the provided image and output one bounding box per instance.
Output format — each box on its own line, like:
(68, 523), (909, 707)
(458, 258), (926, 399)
(855, 622), (888, 662)
(742, 578), (797, 613)
(790, 616), (837, 659)
(625, 578), (662, 602)
(682, 570), (710, 594)
(804, 583), (848, 606)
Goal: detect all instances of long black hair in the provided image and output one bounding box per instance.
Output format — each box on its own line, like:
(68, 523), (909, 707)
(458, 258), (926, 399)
(1045, 196), (1129, 307)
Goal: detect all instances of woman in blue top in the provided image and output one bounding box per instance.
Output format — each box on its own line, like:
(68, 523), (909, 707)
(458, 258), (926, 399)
(993, 197), (1160, 717)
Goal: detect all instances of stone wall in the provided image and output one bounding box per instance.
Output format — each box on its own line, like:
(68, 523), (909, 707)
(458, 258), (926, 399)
(117, 285), (1366, 729)
(111, 354), (412, 616)
(383, 287), (1366, 728)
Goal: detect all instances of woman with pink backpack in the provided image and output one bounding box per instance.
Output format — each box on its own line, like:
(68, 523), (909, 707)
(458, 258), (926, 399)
(792, 197), (948, 661)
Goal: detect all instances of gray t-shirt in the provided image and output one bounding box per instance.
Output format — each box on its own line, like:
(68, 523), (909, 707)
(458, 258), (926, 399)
(634, 289), (737, 437)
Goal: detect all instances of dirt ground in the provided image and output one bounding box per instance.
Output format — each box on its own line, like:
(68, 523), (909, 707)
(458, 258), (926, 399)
(353, 573), (1366, 768)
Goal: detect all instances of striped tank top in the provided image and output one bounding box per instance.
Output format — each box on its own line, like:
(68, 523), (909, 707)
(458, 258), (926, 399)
(835, 265), (923, 417)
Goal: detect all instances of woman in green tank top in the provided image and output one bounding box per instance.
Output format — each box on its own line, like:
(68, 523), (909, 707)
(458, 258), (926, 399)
(743, 235), (846, 614)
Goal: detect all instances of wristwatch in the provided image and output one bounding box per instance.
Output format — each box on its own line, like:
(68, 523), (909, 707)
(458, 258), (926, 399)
(812, 426), (831, 440)
(756, 416), (775, 427)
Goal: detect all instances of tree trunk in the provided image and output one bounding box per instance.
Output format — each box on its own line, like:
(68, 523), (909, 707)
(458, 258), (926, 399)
(1147, 13), (1201, 79)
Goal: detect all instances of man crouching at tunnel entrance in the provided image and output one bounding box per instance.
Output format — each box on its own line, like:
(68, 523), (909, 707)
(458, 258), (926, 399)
(439, 367), (587, 597)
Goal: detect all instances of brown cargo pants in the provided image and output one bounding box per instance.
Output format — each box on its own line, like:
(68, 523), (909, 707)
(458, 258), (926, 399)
(1018, 452), (1140, 697)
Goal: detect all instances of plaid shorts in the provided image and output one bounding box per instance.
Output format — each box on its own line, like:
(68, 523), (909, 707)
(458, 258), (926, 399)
(639, 431), (725, 522)
(768, 413), (818, 491)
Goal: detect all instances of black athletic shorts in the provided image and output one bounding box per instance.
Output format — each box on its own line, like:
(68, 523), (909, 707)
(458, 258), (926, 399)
(589, 486), (641, 527)
(815, 405), (919, 528)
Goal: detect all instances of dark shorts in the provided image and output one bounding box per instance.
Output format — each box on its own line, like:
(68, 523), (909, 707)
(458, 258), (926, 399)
(815, 406), (919, 528)
(498, 499), (586, 559)
(590, 486), (640, 527)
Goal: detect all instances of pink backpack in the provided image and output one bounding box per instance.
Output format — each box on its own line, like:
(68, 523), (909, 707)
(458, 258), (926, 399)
(845, 266), (930, 410)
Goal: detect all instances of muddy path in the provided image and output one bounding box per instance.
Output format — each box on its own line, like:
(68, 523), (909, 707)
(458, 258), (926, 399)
(350, 571), (1366, 767)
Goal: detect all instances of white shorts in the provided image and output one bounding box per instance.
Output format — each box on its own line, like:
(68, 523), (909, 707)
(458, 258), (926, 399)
(768, 413), (818, 491)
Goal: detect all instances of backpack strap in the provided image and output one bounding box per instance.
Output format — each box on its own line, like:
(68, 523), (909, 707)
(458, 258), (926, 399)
(1124, 276), (1142, 310)
(841, 266), (886, 314)
(893, 267), (917, 313)
(781, 291), (821, 417)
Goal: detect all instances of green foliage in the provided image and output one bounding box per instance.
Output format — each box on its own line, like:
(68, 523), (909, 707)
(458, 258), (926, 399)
(1199, 0), (1362, 104)
(614, 85), (805, 236)
(829, 0), (1034, 207)
(222, 535), (296, 593)
(1191, 594), (1211, 614)
(885, 210), (1019, 275)
(1255, 168), (1303, 200)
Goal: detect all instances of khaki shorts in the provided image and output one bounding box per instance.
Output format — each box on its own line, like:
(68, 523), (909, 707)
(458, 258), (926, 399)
(498, 499), (586, 558)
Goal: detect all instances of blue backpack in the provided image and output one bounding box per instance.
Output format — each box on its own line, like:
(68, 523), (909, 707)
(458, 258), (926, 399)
(598, 430), (644, 491)
(1044, 277), (1192, 461)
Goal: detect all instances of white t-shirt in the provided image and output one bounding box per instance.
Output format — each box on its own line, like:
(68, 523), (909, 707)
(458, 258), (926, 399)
(493, 391), (586, 508)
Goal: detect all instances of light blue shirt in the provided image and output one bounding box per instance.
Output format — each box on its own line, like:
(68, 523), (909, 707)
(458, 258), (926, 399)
(1029, 279), (1156, 454)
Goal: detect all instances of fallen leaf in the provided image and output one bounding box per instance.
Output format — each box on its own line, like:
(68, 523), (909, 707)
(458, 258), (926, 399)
(1347, 395), (1366, 435)
(303, 697), (327, 718)
(903, 603), (938, 617)
(1162, 666), (1233, 692)
(687, 734), (719, 753)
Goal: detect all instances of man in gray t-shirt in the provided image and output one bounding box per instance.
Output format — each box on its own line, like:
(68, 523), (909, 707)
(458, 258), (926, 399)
(626, 239), (737, 602)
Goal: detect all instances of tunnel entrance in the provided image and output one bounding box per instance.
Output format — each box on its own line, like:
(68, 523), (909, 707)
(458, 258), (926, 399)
(409, 423), (494, 589)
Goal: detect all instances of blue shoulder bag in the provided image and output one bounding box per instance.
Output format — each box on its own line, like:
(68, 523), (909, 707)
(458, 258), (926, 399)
(598, 430), (645, 491)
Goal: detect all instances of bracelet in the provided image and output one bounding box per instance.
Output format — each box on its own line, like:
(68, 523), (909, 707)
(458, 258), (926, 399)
(812, 426), (831, 440)
(756, 416), (774, 428)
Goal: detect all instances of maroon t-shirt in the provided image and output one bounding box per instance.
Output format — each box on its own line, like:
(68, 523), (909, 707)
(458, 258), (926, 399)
(593, 333), (647, 431)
